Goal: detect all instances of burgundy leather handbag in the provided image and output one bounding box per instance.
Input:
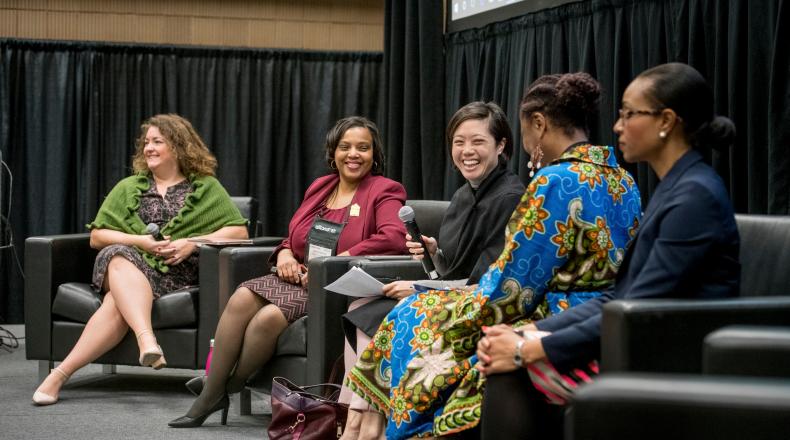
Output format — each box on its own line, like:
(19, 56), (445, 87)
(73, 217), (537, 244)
(268, 376), (349, 440)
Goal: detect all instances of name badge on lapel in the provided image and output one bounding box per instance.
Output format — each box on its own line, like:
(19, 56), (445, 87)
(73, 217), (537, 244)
(349, 203), (361, 217)
(305, 217), (345, 262)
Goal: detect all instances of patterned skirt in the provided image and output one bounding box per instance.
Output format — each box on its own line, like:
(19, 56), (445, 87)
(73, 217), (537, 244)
(239, 274), (308, 323)
(344, 288), (601, 440)
(92, 244), (198, 298)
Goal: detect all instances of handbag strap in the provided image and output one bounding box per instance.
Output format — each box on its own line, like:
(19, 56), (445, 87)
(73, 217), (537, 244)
(327, 353), (345, 385)
(274, 376), (343, 402)
(294, 383), (342, 402)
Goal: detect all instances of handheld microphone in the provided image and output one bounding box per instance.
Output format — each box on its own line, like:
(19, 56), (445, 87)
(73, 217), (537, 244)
(145, 223), (165, 241)
(398, 206), (439, 280)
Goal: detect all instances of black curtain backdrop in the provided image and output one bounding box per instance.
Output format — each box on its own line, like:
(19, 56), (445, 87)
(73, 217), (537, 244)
(0, 39), (384, 323)
(444, 0), (790, 210)
(382, 0), (447, 200)
(2, 0), (789, 322)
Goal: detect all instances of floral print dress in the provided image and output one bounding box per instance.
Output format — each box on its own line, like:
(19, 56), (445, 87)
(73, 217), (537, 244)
(345, 143), (642, 439)
(92, 178), (198, 297)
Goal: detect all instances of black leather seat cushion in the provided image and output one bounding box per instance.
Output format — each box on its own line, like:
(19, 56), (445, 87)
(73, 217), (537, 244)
(52, 282), (198, 329)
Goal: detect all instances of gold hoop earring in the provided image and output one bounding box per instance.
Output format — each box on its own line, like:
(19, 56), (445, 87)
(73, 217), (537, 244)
(330, 160), (337, 170)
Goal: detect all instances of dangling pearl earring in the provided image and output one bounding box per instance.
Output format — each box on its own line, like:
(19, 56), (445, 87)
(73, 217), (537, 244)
(659, 131), (667, 139)
(528, 143), (544, 178)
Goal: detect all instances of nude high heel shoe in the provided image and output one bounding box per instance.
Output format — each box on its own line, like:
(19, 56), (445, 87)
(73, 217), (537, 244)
(32, 367), (69, 406)
(136, 329), (167, 370)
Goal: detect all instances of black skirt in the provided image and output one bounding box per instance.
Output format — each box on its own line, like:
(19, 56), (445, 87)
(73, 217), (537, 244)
(341, 297), (398, 349)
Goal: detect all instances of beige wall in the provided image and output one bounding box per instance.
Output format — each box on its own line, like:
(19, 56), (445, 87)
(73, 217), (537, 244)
(0, 0), (384, 51)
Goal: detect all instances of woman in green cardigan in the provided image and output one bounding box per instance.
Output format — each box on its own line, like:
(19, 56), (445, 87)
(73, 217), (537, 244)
(32, 114), (248, 406)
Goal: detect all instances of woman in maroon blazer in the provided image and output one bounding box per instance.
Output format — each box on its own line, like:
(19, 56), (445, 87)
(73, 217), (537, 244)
(170, 116), (409, 428)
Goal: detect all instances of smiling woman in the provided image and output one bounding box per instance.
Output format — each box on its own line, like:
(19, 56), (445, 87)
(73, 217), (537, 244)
(448, 102), (512, 186)
(32, 114), (248, 406)
(170, 116), (410, 429)
(325, 116), (385, 178)
(344, 76), (642, 439)
(334, 127), (374, 182)
(142, 127), (176, 175)
(452, 119), (503, 183)
(337, 102), (524, 440)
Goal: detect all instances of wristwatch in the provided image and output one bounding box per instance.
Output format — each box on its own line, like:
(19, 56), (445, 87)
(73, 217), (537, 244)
(513, 339), (525, 368)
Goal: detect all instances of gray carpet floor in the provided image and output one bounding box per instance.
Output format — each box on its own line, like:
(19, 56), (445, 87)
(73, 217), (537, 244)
(0, 325), (272, 439)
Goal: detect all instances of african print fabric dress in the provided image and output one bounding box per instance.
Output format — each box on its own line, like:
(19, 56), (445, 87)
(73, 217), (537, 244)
(345, 143), (642, 439)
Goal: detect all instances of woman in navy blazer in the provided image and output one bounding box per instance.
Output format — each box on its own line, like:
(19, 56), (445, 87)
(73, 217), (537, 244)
(476, 63), (740, 439)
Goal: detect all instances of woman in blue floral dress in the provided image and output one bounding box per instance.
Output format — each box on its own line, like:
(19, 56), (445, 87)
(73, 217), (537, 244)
(345, 73), (642, 439)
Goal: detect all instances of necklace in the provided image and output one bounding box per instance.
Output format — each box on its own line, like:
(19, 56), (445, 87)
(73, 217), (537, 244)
(325, 184), (359, 210)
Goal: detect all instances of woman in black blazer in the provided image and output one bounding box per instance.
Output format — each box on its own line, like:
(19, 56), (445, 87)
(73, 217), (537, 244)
(476, 63), (740, 439)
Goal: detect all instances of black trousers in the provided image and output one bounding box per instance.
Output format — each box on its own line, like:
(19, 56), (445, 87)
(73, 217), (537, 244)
(480, 369), (564, 440)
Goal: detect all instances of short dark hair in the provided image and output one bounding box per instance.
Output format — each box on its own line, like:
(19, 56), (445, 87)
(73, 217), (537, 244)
(445, 101), (514, 160)
(324, 116), (385, 175)
(636, 62), (735, 152)
(520, 72), (601, 136)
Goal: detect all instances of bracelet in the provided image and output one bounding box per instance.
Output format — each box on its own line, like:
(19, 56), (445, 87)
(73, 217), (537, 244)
(513, 339), (525, 368)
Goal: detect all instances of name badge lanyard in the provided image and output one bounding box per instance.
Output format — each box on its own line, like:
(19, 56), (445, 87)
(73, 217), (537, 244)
(305, 195), (355, 262)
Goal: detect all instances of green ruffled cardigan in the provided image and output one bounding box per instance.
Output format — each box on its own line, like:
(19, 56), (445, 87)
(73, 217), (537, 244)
(87, 174), (247, 273)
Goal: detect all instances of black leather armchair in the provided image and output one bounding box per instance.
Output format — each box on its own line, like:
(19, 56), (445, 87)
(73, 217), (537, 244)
(567, 325), (790, 439)
(600, 214), (790, 374)
(24, 197), (280, 381)
(230, 196), (263, 237)
(343, 199), (452, 300)
(566, 215), (790, 439)
(566, 373), (790, 440)
(231, 200), (450, 414)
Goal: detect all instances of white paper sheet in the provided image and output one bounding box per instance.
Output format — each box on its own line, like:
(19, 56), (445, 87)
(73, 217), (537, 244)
(324, 266), (384, 297)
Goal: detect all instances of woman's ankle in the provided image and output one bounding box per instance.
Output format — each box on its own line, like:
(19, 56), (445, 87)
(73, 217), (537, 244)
(225, 374), (247, 394)
(36, 367), (69, 394)
(358, 411), (386, 440)
(135, 329), (157, 348)
(339, 410), (363, 440)
(186, 388), (227, 417)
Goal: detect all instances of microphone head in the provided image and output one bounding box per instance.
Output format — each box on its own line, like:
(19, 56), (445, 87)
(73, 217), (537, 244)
(145, 223), (160, 235)
(398, 205), (415, 222)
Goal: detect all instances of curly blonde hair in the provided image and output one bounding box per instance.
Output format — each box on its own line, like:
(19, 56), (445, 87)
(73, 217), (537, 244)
(132, 114), (217, 177)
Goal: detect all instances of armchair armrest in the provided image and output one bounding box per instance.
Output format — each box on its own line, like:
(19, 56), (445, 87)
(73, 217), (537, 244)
(601, 297), (790, 373)
(567, 373), (790, 440)
(302, 255), (420, 384)
(197, 244), (276, 366)
(306, 256), (358, 385)
(24, 233), (96, 360)
(251, 236), (285, 246)
(703, 325), (790, 377)
(350, 257), (428, 282)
